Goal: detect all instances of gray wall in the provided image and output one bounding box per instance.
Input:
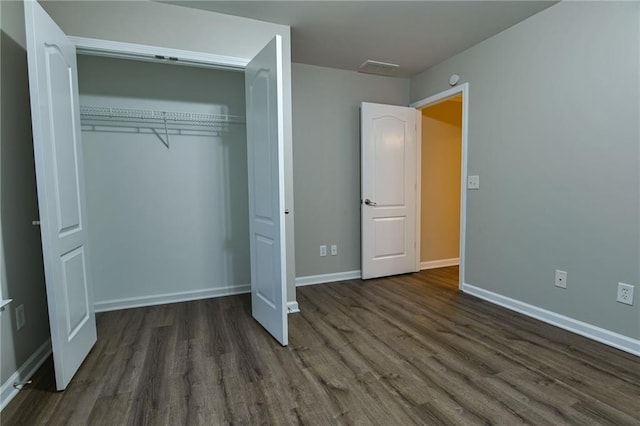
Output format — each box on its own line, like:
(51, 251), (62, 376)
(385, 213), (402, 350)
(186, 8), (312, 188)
(292, 63), (410, 277)
(78, 56), (249, 306)
(0, 0), (51, 385)
(411, 1), (640, 339)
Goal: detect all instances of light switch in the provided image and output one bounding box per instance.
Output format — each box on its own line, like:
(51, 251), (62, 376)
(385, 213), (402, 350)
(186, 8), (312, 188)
(467, 175), (480, 190)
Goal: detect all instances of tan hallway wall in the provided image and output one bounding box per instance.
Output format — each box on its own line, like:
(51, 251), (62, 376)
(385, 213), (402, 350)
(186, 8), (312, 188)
(421, 97), (462, 264)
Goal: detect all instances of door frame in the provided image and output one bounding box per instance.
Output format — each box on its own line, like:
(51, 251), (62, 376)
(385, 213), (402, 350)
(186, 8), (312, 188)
(410, 83), (469, 290)
(70, 36), (249, 70)
(61, 36), (293, 311)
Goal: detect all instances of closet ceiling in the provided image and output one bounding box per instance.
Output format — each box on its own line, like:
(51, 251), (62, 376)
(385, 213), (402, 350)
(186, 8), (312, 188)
(161, 1), (557, 77)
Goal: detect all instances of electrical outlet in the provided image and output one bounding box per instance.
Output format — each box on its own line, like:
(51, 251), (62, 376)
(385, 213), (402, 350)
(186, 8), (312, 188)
(15, 304), (25, 331)
(616, 283), (635, 306)
(554, 270), (567, 289)
(320, 245), (327, 257)
(330, 245), (337, 256)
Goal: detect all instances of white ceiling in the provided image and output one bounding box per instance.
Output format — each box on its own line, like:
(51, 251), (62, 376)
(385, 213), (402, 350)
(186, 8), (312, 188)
(163, 1), (556, 77)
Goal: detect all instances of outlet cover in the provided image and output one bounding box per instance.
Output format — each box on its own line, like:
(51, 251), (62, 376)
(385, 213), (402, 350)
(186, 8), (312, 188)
(555, 270), (567, 289)
(331, 245), (337, 256)
(15, 304), (25, 330)
(616, 283), (635, 306)
(320, 245), (327, 257)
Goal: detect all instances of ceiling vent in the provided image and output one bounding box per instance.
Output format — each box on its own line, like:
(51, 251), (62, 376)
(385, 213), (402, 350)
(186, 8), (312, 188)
(358, 60), (400, 77)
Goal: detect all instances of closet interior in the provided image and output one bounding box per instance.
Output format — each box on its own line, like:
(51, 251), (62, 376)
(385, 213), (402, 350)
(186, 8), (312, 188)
(77, 55), (251, 310)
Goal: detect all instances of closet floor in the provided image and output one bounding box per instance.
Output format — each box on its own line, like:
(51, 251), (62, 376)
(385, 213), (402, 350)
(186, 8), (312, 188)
(2, 267), (639, 425)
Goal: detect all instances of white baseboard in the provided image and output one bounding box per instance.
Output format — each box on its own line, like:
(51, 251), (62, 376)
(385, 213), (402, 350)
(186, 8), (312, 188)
(94, 285), (251, 312)
(287, 301), (300, 314)
(461, 283), (640, 356)
(295, 270), (362, 287)
(420, 258), (460, 270)
(1, 339), (52, 411)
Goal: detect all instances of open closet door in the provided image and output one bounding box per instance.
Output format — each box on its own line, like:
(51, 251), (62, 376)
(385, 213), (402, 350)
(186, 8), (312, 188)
(245, 36), (288, 346)
(24, 0), (97, 390)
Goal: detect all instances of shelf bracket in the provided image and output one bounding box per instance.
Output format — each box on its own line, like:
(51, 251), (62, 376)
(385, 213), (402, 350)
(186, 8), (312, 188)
(151, 113), (170, 148)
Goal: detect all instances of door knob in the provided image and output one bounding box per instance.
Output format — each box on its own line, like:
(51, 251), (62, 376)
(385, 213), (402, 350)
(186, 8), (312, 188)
(364, 198), (377, 206)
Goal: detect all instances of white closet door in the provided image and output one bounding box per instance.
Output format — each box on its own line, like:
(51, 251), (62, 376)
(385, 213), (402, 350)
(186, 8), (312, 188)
(244, 36), (288, 346)
(24, 0), (97, 390)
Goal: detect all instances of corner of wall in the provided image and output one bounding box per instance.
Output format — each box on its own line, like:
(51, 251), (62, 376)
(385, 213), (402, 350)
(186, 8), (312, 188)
(0, 0), (51, 394)
(409, 1), (640, 345)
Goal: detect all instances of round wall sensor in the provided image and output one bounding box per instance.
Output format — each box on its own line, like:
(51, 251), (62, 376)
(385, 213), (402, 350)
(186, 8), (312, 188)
(449, 74), (460, 86)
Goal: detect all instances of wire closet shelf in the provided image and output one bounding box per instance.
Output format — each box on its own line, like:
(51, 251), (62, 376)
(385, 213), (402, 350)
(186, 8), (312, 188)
(79, 106), (246, 148)
(80, 106), (245, 127)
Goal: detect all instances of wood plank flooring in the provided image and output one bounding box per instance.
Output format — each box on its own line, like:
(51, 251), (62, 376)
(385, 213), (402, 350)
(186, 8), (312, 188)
(2, 267), (639, 425)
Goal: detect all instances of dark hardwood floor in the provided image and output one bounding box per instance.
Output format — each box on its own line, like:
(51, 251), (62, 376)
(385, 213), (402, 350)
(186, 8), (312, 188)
(2, 267), (639, 425)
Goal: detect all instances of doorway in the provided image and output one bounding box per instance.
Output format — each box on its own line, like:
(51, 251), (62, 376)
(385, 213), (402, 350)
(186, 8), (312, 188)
(76, 55), (250, 311)
(412, 84), (469, 290)
(420, 95), (462, 274)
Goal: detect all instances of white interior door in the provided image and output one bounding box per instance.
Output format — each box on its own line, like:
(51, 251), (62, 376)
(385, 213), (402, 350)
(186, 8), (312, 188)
(361, 102), (419, 279)
(245, 36), (288, 345)
(24, 0), (96, 390)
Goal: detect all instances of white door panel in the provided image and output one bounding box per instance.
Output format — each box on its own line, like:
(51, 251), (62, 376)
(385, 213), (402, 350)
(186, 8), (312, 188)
(373, 217), (407, 257)
(245, 36), (288, 345)
(24, 0), (96, 390)
(361, 103), (418, 279)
